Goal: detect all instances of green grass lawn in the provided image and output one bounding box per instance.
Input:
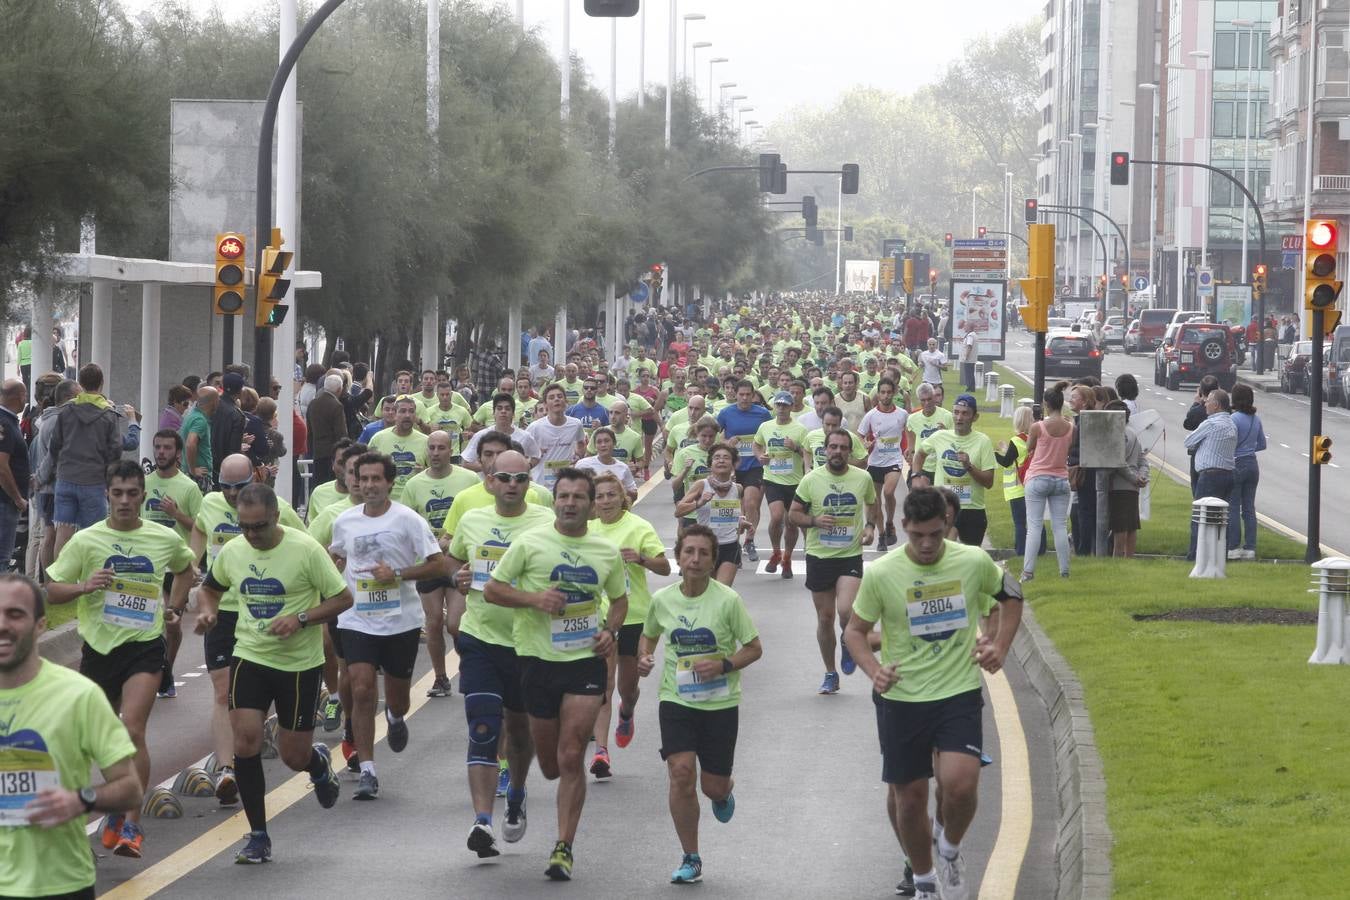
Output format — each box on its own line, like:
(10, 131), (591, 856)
(44, 600), (78, 631)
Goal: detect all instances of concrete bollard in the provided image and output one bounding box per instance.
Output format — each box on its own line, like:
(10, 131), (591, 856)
(1309, 557), (1350, 665)
(974, 361), (985, 385)
(984, 371), (1000, 402)
(1189, 497), (1230, 578)
(998, 384), (1015, 418)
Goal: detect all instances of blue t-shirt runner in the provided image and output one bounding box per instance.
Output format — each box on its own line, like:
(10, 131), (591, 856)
(715, 383), (772, 472)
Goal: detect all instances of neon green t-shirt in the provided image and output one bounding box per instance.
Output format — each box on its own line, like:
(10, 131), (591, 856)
(492, 525), (627, 662)
(194, 492), (304, 612)
(0, 662), (136, 896)
(47, 520), (196, 654)
(853, 541), (1003, 703)
(792, 464), (877, 558)
(449, 504), (556, 647)
(805, 427), (868, 469)
(918, 429), (997, 510)
(307, 495), (360, 549)
(401, 466), (480, 537)
(672, 444), (711, 491)
(306, 480), (344, 523)
(367, 427), (429, 502)
(643, 579), (758, 711)
(753, 419), (809, 485)
(418, 403), (473, 454)
(590, 425), (643, 464)
(441, 479), (553, 537)
(906, 407), (955, 474)
(143, 469), (203, 542)
(558, 378), (584, 406)
(591, 512), (665, 625)
(207, 525), (348, 672)
(617, 392), (651, 417)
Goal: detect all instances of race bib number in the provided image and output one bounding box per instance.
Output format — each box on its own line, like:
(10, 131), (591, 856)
(875, 435), (901, 461)
(768, 453), (795, 476)
(736, 438), (754, 457)
(709, 498), (740, 526)
(542, 459), (570, 489)
(209, 530), (238, 560)
(0, 752), (60, 827)
(355, 577), (401, 618)
(675, 653), (730, 702)
(101, 579), (160, 630)
(550, 587), (599, 652)
(949, 483), (972, 503)
(906, 581), (969, 637)
(820, 522), (855, 546)
(471, 545), (506, 591)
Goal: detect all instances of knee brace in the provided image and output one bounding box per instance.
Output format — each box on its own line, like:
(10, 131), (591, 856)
(464, 692), (503, 766)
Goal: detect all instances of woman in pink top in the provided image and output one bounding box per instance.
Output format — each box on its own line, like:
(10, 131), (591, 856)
(1020, 385), (1074, 581)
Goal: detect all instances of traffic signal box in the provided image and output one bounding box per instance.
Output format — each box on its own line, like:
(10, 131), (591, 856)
(1313, 435), (1332, 466)
(1018, 223), (1054, 331)
(1024, 199), (1038, 225)
(1252, 263), (1268, 298)
(255, 242), (294, 328)
(944, 232), (954, 248)
(840, 163), (860, 195)
(214, 233), (246, 315)
(902, 258), (914, 295)
(1110, 151), (1130, 186)
(1305, 218), (1343, 311)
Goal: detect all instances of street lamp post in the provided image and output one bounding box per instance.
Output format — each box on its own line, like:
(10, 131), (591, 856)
(1070, 131), (1082, 294)
(716, 80), (735, 118)
(1119, 100), (1135, 280)
(690, 41), (711, 99)
(1190, 50), (1213, 271)
(1140, 83), (1160, 301)
(706, 57), (727, 115)
(681, 12), (705, 79)
(1232, 18), (1262, 279)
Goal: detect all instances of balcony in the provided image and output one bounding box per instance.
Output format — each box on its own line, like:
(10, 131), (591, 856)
(1315, 174), (1350, 191)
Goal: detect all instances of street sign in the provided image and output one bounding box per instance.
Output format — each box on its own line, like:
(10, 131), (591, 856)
(1133, 276), (1149, 291)
(953, 239), (1008, 250)
(1060, 285), (1072, 297)
(879, 257), (896, 289)
(1196, 266), (1214, 299)
(630, 282), (649, 303)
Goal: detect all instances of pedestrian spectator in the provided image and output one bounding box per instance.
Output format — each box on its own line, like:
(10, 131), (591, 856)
(307, 373), (348, 487)
(29, 379), (78, 576)
(51, 325), (67, 377)
(343, 367), (372, 438)
(1183, 375), (1221, 489)
(180, 386), (216, 490)
(471, 342), (504, 399)
(159, 384), (192, 433)
(210, 372), (249, 479)
(296, 363), (326, 418)
(1103, 400), (1148, 558)
(1066, 383), (1098, 557)
(918, 337), (946, 385)
(42, 363), (123, 556)
(0, 380), (30, 570)
(182, 374), (202, 394)
(1020, 385), (1073, 581)
(359, 396), (397, 444)
(1227, 384), (1266, 560)
(1183, 388), (1237, 561)
(995, 405), (1043, 559)
(238, 387), (271, 468)
(254, 396), (286, 483)
(526, 327), (553, 367)
(1114, 373), (1139, 416)
(15, 327), (31, 391)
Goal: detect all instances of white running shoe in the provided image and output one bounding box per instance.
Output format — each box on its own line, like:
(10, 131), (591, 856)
(937, 852), (968, 900)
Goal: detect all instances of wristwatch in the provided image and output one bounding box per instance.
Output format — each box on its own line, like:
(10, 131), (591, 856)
(297, 612), (309, 628)
(721, 659), (734, 675)
(606, 627), (620, 642)
(79, 786), (98, 812)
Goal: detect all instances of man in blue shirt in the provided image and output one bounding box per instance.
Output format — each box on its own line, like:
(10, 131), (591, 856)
(715, 379), (772, 562)
(566, 376), (610, 436)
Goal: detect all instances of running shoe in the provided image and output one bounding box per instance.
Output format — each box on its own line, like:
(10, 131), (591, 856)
(980, 752), (993, 768)
(503, 792), (527, 843)
(157, 684), (177, 699)
(234, 830), (272, 864)
(340, 738), (358, 773)
(711, 791), (735, 823)
(876, 532), (889, 553)
(913, 886), (939, 900)
(614, 712), (635, 749)
(353, 771), (379, 801)
(100, 813), (125, 850)
(426, 675), (453, 697)
(840, 643), (856, 675)
(113, 820), (144, 858)
(765, 549), (781, 573)
(496, 763), (510, 797)
(387, 715), (409, 753)
(311, 744), (341, 809)
(215, 767), (239, 805)
(743, 539), (759, 562)
(885, 522), (898, 543)
(896, 862), (916, 896)
(818, 671), (840, 695)
(322, 698), (342, 732)
(780, 558), (793, 579)
(467, 821), (501, 858)
(590, 747), (612, 779)
(671, 853), (703, 884)
(937, 851), (969, 900)
(545, 841), (574, 881)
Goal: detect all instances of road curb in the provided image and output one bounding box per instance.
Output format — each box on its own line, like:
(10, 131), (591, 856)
(37, 619), (83, 668)
(1235, 373), (1282, 394)
(1010, 603), (1113, 900)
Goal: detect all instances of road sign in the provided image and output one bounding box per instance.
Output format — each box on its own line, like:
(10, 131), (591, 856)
(1060, 285), (1072, 297)
(1133, 276), (1149, 291)
(630, 282), (649, 303)
(953, 239), (1008, 250)
(1196, 266), (1214, 298)
(879, 257), (896, 288)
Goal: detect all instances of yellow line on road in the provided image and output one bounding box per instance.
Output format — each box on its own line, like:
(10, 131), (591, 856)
(102, 661), (450, 900)
(979, 669), (1033, 900)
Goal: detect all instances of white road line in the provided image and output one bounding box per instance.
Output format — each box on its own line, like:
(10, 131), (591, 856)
(1280, 443), (1290, 448)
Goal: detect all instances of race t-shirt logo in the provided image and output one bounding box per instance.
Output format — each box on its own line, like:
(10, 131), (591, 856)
(105, 543), (153, 575)
(241, 563), (285, 621)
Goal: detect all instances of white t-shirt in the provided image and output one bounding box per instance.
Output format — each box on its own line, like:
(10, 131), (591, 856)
(919, 350), (946, 384)
(575, 455), (638, 493)
(859, 406), (909, 468)
(331, 502), (441, 636)
(796, 410), (823, 431)
(527, 416), (586, 489)
(461, 425), (541, 465)
(960, 330), (978, 363)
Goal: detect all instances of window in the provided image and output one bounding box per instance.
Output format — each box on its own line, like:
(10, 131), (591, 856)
(1213, 100), (1236, 138)
(1215, 31), (1237, 69)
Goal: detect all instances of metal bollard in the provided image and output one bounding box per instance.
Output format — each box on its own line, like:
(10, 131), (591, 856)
(1308, 557), (1350, 665)
(1189, 497), (1230, 578)
(998, 384), (1015, 418)
(984, 371), (1000, 402)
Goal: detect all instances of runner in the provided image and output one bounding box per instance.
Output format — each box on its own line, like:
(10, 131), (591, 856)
(45, 460), (196, 859)
(601, 400), (646, 478)
(366, 395), (429, 503)
(859, 378), (909, 551)
(0, 573), (143, 899)
(418, 381), (473, 453)
(714, 380), (771, 563)
(789, 429), (878, 695)
(637, 524), (761, 885)
(588, 473), (669, 780)
(329, 452), (446, 800)
(835, 371), (871, 433)
(804, 406), (868, 470)
(462, 395), (541, 471)
(753, 391), (809, 578)
(446, 449), (553, 857)
(194, 483), (352, 863)
(484, 468), (628, 881)
(565, 376), (610, 437)
(141, 429), (203, 699)
(575, 427), (638, 501)
(305, 437), (353, 522)
(843, 487), (1024, 900)
(674, 443), (750, 586)
(526, 383), (587, 492)
(905, 382), (954, 491)
(402, 431), (479, 697)
(911, 394), (996, 546)
(671, 416), (717, 526)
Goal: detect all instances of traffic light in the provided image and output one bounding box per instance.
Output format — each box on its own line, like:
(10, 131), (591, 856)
(840, 163), (860, 195)
(649, 264), (664, 301)
(254, 243), (294, 328)
(1252, 263), (1268, 298)
(944, 232), (953, 248)
(902, 258), (914, 295)
(1018, 222), (1055, 331)
(213, 233), (246, 316)
(1313, 435), (1332, 465)
(772, 162), (787, 195)
(1305, 218), (1343, 310)
(801, 195), (818, 229)
(1096, 274), (1107, 298)
(929, 268), (938, 290)
(1110, 151), (1130, 186)
(843, 226), (854, 242)
(1024, 198), (1038, 225)
(977, 226), (987, 239)
(583, 0), (638, 16)
(758, 153), (781, 192)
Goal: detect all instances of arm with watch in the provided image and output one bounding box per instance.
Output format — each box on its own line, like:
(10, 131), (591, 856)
(25, 757), (142, 828)
(592, 592), (629, 659)
(163, 564), (195, 624)
(366, 551), (451, 585)
(273, 588), (353, 638)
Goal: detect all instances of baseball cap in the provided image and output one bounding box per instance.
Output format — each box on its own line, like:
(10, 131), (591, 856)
(772, 391), (793, 405)
(222, 372), (245, 394)
(954, 393), (978, 411)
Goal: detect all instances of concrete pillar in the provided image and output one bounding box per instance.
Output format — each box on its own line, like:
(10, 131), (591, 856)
(232, 316), (244, 366)
(89, 281), (114, 377)
(507, 304), (522, 372)
(30, 288), (53, 408)
(422, 300), (440, 372)
(139, 284), (161, 464)
(554, 306), (568, 361)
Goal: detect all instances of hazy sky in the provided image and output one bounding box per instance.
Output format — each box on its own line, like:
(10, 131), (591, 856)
(123, 0), (1041, 124)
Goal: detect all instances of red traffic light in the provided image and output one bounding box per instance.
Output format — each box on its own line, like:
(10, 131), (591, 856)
(1309, 221), (1337, 249)
(1253, 263), (1268, 277)
(978, 226), (987, 238)
(928, 268), (937, 281)
(1024, 198), (1038, 224)
(1113, 153), (1127, 166)
(944, 232), (953, 247)
(217, 235), (245, 260)
(650, 264), (664, 274)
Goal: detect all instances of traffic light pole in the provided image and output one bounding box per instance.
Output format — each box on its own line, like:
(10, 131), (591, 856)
(223, 315), (234, 366)
(1308, 308), (1324, 563)
(1039, 209), (1109, 317)
(1034, 330), (1045, 413)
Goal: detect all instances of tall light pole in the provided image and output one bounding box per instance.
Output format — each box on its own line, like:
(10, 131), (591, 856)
(560, 0), (570, 122)
(1070, 131), (1082, 293)
(1140, 83), (1160, 300)
(735, 104), (754, 133)
(664, 0), (674, 149)
(690, 41), (711, 99)
(1166, 62), (1187, 308)
(1232, 18), (1261, 279)
(1189, 49), (1212, 268)
(1119, 99), (1136, 279)
(742, 118), (758, 144)
(637, 0), (645, 108)
(681, 12), (705, 79)
(716, 81), (736, 119)
(707, 57), (728, 114)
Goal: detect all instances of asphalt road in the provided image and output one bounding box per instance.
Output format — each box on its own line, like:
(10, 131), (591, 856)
(89, 481), (1058, 899)
(1003, 331), (1350, 555)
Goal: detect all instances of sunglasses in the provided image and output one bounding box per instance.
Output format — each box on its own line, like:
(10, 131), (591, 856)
(218, 479), (252, 490)
(491, 472), (531, 485)
(237, 520), (271, 533)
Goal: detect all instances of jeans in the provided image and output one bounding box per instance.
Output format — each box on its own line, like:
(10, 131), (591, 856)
(1023, 475), (1071, 577)
(1072, 476), (1097, 556)
(961, 362), (976, 391)
(1188, 468), (1235, 561)
(54, 480), (107, 529)
(1009, 497), (1047, 557)
(1227, 456), (1260, 551)
(0, 500), (19, 572)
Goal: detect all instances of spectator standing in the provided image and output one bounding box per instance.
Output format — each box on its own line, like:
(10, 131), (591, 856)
(296, 363), (326, 418)
(0, 380), (31, 570)
(159, 385), (192, 433)
(527, 327), (553, 367)
(918, 338), (946, 385)
(29, 379), (79, 576)
(471, 343), (504, 400)
(995, 406), (1043, 560)
(210, 372), (248, 479)
(1114, 373), (1139, 416)
(1103, 401), (1148, 558)
(16, 327), (31, 391)
(238, 388), (271, 469)
(1227, 385), (1266, 560)
(1183, 375), (1221, 489)
(42, 364), (123, 556)
(1020, 385), (1074, 581)
(1065, 384), (1098, 557)
(529, 349), (557, 386)
(1183, 388), (1237, 561)
(180, 386), (216, 490)
(307, 373), (348, 487)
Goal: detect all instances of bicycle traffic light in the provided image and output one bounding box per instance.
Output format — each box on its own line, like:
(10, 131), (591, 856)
(213, 233), (246, 316)
(840, 163), (860, 195)
(1252, 263), (1268, 298)
(255, 243), (294, 328)
(1305, 219), (1343, 310)
(1110, 151), (1130, 186)
(1313, 435), (1332, 465)
(1018, 223), (1055, 332)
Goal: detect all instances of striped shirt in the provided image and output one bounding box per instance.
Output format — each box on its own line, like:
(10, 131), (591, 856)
(1183, 411), (1237, 472)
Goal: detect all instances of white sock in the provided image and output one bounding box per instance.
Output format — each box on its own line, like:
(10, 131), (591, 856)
(931, 818), (944, 844)
(360, 760), (377, 777)
(913, 869), (936, 886)
(937, 832), (960, 860)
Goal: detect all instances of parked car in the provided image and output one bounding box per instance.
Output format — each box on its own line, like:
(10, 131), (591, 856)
(1043, 332), (1103, 380)
(1136, 308), (1179, 354)
(1102, 315), (1125, 346)
(1046, 317), (1073, 332)
(1280, 339), (1313, 394)
(1324, 325), (1350, 407)
(1160, 322), (1238, 391)
(1122, 318), (1142, 353)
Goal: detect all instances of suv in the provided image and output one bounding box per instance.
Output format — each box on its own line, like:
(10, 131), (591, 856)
(1324, 325), (1350, 407)
(1135, 308), (1179, 354)
(1160, 322), (1238, 391)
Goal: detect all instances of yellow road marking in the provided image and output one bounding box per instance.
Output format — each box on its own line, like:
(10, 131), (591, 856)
(979, 669), (1033, 900)
(634, 466), (664, 505)
(102, 661), (451, 899)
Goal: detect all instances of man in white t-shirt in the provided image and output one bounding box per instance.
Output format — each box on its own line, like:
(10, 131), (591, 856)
(959, 329), (978, 391)
(919, 338), (946, 386)
(461, 394), (541, 470)
(525, 384), (587, 491)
